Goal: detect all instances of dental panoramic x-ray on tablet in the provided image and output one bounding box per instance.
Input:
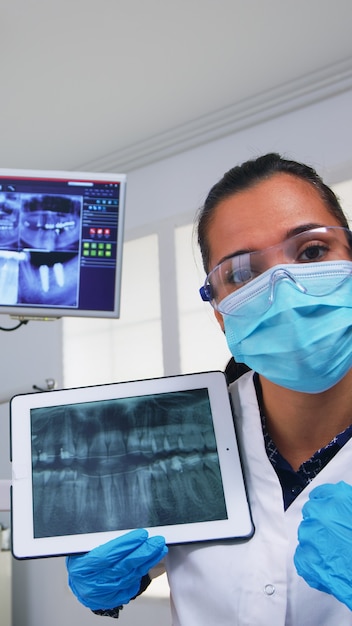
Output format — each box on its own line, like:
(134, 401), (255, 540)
(11, 371), (252, 559)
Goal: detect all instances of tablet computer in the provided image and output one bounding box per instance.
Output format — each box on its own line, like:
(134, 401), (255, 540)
(10, 371), (253, 559)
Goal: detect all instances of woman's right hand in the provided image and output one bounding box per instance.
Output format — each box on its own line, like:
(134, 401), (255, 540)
(66, 528), (168, 611)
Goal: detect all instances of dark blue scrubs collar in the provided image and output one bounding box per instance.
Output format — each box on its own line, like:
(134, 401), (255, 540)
(253, 372), (352, 510)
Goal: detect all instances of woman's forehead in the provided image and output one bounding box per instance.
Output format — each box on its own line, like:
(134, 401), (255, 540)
(207, 174), (340, 268)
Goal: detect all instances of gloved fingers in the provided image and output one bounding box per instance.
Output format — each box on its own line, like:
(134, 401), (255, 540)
(294, 549), (322, 591)
(114, 535), (168, 580)
(301, 498), (327, 521)
(92, 536), (167, 586)
(68, 571), (142, 611)
(66, 528), (149, 574)
(306, 481), (352, 503)
(86, 535), (166, 581)
(295, 541), (352, 611)
(302, 483), (352, 525)
(301, 484), (342, 519)
(66, 530), (167, 611)
(67, 533), (167, 586)
(87, 528), (150, 562)
(294, 483), (352, 612)
(67, 535), (168, 611)
(297, 514), (347, 561)
(294, 532), (325, 574)
(324, 577), (352, 611)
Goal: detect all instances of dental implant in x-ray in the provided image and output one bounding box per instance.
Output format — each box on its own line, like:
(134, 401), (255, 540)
(14, 194), (82, 305)
(39, 262), (65, 292)
(18, 251), (79, 306)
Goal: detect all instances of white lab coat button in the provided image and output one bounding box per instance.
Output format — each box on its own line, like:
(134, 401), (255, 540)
(264, 584), (275, 596)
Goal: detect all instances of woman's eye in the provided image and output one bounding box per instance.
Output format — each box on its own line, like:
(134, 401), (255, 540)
(297, 243), (329, 262)
(225, 267), (253, 285)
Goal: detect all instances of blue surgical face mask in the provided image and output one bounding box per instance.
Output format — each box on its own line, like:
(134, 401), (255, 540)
(222, 261), (352, 393)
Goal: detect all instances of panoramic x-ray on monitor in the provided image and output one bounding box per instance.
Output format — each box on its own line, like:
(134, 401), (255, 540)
(10, 371), (253, 559)
(0, 168), (126, 319)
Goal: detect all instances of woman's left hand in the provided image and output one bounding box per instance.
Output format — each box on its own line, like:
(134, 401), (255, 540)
(294, 481), (352, 610)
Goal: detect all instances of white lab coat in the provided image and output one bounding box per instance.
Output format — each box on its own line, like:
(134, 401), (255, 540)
(164, 371), (352, 625)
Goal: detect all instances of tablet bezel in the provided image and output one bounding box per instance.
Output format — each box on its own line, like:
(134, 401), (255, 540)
(10, 371), (254, 559)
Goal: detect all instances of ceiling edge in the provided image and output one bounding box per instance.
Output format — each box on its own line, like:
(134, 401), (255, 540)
(77, 57), (352, 174)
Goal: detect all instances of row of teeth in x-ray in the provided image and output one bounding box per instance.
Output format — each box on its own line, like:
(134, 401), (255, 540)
(0, 194), (81, 250)
(33, 450), (225, 536)
(32, 422), (216, 469)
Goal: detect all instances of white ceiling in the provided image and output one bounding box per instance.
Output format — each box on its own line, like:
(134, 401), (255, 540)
(1, 0), (352, 173)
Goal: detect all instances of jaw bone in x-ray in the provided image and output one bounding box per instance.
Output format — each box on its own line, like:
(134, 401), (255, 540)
(20, 194), (81, 251)
(0, 193), (24, 304)
(30, 389), (228, 538)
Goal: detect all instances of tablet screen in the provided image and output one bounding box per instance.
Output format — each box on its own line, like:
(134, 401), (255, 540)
(11, 371), (253, 558)
(31, 388), (227, 537)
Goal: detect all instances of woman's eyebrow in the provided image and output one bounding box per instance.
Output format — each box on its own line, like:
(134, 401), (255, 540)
(215, 223), (325, 266)
(285, 223), (325, 239)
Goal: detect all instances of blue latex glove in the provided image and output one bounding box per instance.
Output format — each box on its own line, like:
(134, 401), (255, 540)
(66, 528), (168, 611)
(294, 481), (352, 610)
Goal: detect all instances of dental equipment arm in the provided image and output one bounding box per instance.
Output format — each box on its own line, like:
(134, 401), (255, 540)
(294, 481), (352, 610)
(66, 528), (168, 617)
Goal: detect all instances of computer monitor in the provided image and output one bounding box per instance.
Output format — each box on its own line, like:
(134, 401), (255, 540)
(0, 168), (126, 320)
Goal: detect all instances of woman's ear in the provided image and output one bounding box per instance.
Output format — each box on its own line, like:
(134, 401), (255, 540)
(214, 309), (224, 332)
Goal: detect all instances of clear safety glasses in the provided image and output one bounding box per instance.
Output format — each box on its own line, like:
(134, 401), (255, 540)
(199, 226), (352, 313)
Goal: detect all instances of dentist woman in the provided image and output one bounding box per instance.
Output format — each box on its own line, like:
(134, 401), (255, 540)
(66, 153), (352, 625)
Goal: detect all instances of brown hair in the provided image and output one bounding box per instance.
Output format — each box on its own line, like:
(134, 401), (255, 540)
(197, 153), (349, 272)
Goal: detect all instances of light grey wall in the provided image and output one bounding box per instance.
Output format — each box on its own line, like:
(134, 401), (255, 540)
(12, 557), (171, 626)
(125, 88), (352, 234)
(0, 317), (64, 625)
(2, 87), (352, 625)
(0, 317), (63, 488)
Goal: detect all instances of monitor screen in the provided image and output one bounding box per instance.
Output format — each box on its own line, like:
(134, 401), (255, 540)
(0, 168), (126, 319)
